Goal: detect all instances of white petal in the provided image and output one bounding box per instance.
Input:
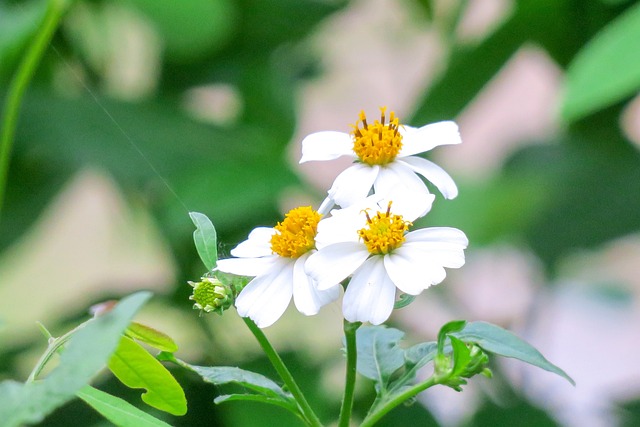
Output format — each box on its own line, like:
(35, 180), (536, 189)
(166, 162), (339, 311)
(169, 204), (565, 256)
(398, 156), (458, 199)
(230, 227), (276, 258)
(292, 253), (340, 315)
(305, 242), (370, 290)
(314, 212), (361, 249)
(384, 248), (446, 292)
(300, 131), (355, 163)
(402, 243), (466, 269)
(374, 163), (434, 220)
(317, 195), (335, 216)
(342, 257), (396, 325)
(216, 255), (279, 276)
(399, 121), (461, 157)
(235, 259), (294, 328)
(405, 227), (469, 246)
(403, 227), (468, 268)
(328, 164), (380, 208)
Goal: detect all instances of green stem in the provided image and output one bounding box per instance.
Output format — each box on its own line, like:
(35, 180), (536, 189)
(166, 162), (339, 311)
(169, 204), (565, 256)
(0, 0), (68, 217)
(27, 320), (86, 382)
(243, 317), (323, 427)
(338, 320), (360, 427)
(360, 373), (451, 427)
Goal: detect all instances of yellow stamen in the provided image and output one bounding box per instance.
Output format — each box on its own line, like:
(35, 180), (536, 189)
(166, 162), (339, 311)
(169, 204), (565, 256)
(270, 206), (322, 258)
(357, 202), (411, 255)
(351, 107), (403, 166)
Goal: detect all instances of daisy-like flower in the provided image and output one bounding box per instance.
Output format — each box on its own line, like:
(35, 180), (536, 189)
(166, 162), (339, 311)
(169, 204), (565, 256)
(305, 195), (468, 325)
(300, 107), (461, 208)
(216, 206), (340, 328)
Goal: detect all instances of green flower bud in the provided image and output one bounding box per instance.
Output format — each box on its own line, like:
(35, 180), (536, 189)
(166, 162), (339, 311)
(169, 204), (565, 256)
(460, 344), (490, 379)
(188, 277), (234, 315)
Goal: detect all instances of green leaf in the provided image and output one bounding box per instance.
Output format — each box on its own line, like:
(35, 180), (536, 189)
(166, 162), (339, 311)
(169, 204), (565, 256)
(385, 341), (438, 392)
(0, 292), (152, 427)
(126, 322), (178, 353)
(562, 2), (640, 122)
(214, 394), (299, 414)
(183, 364), (299, 416)
(189, 211), (218, 271)
(108, 336), (187, 416)
(404, 342), (438, 370)
(355, 326), (405, 387)
(76, 385), (172, 427)
(188, 365), (291, 400)
(453, 321), (575, 385)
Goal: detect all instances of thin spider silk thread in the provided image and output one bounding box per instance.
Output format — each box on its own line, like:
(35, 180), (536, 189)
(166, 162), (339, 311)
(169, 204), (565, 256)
(50, 44), (191, 214)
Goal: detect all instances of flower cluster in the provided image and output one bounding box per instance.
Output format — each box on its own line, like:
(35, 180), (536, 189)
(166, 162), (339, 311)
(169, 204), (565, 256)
(216, 107), (468, 327)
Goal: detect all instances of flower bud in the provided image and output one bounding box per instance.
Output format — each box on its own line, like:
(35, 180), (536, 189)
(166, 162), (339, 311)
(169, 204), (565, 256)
(188, 277), (233, 315)
(460, 344), (490, 379)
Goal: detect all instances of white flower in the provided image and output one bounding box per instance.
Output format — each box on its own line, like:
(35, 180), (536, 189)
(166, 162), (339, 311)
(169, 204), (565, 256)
(216, 207), (339, 328)
(305, 196), (468, 325)
(300, 107), (461, 208)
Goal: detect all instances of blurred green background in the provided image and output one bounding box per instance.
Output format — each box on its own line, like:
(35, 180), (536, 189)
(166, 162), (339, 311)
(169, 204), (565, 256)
(2, 0), (640, 425)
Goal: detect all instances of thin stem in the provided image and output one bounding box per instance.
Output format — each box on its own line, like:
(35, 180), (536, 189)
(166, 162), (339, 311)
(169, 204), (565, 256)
(0, 0), (68, 217)
(338, 320), (360, 427)
(27, 320), (87, 382)
(360, 373), (450, 427)
(242, 317), (323, 427)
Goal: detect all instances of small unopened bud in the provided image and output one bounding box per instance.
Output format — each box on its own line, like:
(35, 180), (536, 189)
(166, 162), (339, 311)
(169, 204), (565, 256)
(460, 344), (490, 379)
(188, 277), (233, 315)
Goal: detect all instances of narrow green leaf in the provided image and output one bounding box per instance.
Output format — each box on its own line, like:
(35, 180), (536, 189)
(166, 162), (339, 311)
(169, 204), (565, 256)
(213, 394), (299, 413)
(453, 321), (575, 385)
(188, 365), (291, 399)
(184, 364), (300, 417)
(108, 336), (187, 416)
(0, 292), (152, 427)
(437, 320), (467, 354)
(77, 385), (172, 427)
(126, 322), (178, 353)
(562, 2), (640, 122)
(355, 326), (405, 386)
(189, 211), (218, 271)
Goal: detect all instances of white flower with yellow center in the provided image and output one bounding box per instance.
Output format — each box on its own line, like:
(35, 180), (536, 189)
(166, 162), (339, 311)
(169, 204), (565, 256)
(300, 107), (461, 208)
(216, 206), (339, 328)
(305, 195), (468, 325)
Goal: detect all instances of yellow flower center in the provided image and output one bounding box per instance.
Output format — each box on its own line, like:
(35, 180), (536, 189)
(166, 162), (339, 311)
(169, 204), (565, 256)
(270, 206), (322, 258)
(357, 202), (411, 255)
(351, 107), (403, 166)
